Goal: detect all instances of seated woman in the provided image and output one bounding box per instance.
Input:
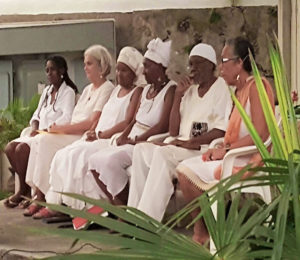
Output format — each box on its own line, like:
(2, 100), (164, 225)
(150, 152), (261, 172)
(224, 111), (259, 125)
(87, 38), (176, 208)
(4, 56), (77, 208)
(176, 37), (275, 244)
(23, 45), (114, 216)
(32, 46), (145, 218)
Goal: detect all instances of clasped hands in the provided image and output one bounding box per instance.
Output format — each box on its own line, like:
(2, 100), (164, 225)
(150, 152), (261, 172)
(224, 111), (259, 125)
(116, 135), (136, 146)
(202, 147), (226, 162)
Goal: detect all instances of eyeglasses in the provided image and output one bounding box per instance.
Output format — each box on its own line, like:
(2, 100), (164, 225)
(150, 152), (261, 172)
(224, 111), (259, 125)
(221, 57), (239, 64)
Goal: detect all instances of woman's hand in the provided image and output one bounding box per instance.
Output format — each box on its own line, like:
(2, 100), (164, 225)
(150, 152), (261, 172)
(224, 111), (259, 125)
(48, 123), (63, 133)
(203, 148), (226, 161)
(175, 76), (192, 96)
(86, 130), (97, 142)
(202, 149), (213, 161)
(29, 129), (39, 137)
(116, 135), (132, 146)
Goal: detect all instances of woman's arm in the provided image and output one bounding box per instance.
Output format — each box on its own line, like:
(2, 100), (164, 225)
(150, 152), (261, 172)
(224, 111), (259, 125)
(169, 77), (192, 136)
(208, 82), (273, 161)
(52, 88), (76, 125)
(99, 88), (143, 139)
(49, 111), (101, 135)
(229, 83), (271, 150)
(29, 87), (49, 128)
(135, 85), (176, 142)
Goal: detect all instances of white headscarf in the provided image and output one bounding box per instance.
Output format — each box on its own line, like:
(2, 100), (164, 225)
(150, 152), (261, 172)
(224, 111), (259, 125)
(117, 46), (146, 87)
(189, 43), (217, 65)
(144, 38), (172, 68)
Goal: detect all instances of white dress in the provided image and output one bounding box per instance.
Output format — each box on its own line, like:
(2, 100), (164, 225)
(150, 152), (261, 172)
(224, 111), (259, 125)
(177, 99), (252, 191)
(86, 80), (176, 201)
(13, 82), (75, 146)
(46, 85), (139, 209)
(25, 81), (114, 195)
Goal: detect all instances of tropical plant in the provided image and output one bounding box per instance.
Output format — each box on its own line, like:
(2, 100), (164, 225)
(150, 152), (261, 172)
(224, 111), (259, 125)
(34, 39), (299, 259)
(0, 94), (40, 150)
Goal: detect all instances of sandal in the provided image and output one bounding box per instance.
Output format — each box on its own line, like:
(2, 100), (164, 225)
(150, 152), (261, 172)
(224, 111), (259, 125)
(16, 199), (31, 209)
(33, 208), (61, 220)
(4, 196), (23, 208)
(23, 204), (42, 217)
(72, 206), (105, 230)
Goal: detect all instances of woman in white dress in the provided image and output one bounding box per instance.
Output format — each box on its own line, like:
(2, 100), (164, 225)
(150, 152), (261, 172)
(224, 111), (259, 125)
(32, 47), (145, 218)
(177, 37), (275, 244)
(23, 45), (114, 216)
(4, 56), (77, 208)
(87, 38), (176, 207)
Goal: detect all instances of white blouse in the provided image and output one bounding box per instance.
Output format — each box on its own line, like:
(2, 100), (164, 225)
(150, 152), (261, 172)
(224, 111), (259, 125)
(71, 81), (115, 124)
(178, 77), (232, 140)
(30, 81), (75, 130)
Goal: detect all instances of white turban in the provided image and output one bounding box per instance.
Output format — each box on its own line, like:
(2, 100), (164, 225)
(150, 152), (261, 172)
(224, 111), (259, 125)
(117, 46), (146, 86)
(189, 43), (217, 65)
(144, 38), (172, 68)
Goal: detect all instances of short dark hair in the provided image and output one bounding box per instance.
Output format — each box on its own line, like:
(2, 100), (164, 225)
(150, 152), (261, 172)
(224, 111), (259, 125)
(226, 37), (255, 73)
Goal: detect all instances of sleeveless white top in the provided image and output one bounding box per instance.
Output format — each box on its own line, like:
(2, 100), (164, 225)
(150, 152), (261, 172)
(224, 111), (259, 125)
(95, 85), (138, 133)
(129, 80), (176, 139)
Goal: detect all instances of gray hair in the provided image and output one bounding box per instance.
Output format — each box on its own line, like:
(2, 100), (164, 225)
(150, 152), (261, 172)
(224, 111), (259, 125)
(84, 45), (112, 77)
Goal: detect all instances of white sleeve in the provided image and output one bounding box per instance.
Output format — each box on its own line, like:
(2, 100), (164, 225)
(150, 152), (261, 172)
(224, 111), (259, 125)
(29, 87), (49, 126)
(53, 88), (76, 125)
(93, 85), (114, 112)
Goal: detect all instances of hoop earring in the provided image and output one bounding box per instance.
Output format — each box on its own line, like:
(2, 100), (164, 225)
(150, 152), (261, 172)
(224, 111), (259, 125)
(236, 74), (240, 81)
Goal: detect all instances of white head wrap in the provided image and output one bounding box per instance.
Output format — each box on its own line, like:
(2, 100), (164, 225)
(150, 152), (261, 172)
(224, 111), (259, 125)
(189, 43), (217, 65)
(144, 38), (172, 68)
(117, 46), (146, 86)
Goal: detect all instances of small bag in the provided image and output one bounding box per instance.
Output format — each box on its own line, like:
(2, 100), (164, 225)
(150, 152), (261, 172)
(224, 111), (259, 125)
(190, 122), (208, 138)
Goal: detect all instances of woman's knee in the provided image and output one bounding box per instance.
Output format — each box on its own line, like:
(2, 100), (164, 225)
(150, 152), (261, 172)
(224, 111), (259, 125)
(105, 153), (123, 169)
(4, 141), (18, 157)
(152, 146), (170, 163)
(15, 142), (30, 156)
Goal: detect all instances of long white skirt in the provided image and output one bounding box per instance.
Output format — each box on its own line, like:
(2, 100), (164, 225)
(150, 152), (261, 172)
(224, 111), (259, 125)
(12, 127), (34, 146)
(87, 144), (134, 198)
(46, 138), (112, 210)
(26, 133), (81, 195)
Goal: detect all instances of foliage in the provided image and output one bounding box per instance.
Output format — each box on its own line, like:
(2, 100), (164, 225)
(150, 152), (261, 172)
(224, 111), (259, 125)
(209, 9), (222, 24)
(0, 190), (11, 200)
(0, 94), (40, 150)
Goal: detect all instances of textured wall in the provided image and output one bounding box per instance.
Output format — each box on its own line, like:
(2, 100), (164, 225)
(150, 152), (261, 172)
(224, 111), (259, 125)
(0, 6), (277, 81)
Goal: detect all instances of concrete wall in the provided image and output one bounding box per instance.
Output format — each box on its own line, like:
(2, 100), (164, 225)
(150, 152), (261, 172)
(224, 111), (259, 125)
(0, 6), (277, 81)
